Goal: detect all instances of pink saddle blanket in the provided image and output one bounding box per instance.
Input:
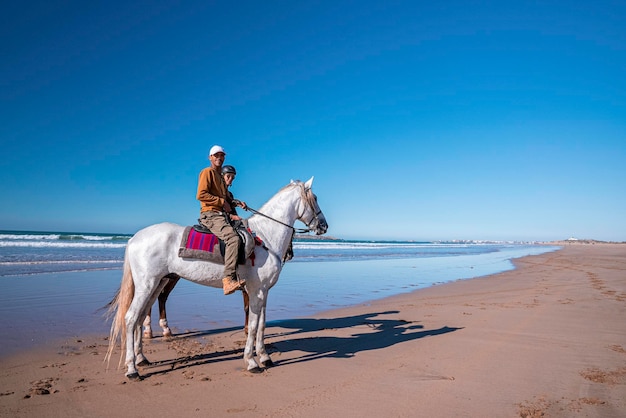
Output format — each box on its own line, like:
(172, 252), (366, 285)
(178, 226), (263, 264)
(184, 227), (220, 252)
(178, 226), (222, 261)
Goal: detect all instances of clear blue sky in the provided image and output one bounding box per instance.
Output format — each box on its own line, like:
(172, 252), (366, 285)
(1, 1), (625, 241)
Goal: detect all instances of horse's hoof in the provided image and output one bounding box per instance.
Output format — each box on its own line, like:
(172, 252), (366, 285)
(137, 359), (151, 367)
(126, 372), (143, 381)
(248, 367), (264, 374)
(261, 359), (275, 368)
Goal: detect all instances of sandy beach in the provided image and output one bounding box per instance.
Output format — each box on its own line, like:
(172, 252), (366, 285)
(1, 244), (625, 417)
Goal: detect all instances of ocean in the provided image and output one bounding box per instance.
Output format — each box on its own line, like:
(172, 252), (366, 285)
(0, 230), (556, 276)
(0, 230), (559, 356)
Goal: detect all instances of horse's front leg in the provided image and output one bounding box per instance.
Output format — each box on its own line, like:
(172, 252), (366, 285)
(255, 305), (274, 368)
(242, 290), (250, 335)
(243, 297), (264, 373)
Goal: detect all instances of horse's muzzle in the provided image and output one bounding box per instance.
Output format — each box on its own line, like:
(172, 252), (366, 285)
(315, 219), (329, 235)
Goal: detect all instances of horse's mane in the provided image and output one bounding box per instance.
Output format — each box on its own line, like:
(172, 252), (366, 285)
(250, 180), (316, 224)
(277, 180), (302, 193)
(278, 180), (316, 209)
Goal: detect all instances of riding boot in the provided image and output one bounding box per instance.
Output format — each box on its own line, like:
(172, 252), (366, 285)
(222, 276), (245, 295)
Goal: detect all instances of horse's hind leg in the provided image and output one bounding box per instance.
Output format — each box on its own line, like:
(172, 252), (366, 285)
(124, 299), (146, 379)
(134, 324), (149, 367)
(143, 310), (154, 339)
(142, 276), (179, 339)
(125, 278), (168, 379)
(136, 279), (169, 365)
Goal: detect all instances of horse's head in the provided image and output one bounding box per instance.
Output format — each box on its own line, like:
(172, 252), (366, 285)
(295, 177), (328, 235)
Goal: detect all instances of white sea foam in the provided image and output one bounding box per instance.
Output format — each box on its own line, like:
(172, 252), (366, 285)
(0, 233), (130, 241)
(0, 233), (62, 240)
(0, 241), (127, 249)
(80, 235), (121, 240)
(0, 260), (121, 266)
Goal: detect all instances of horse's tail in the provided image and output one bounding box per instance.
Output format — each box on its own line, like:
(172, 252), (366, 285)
(104, 249), (134, 368)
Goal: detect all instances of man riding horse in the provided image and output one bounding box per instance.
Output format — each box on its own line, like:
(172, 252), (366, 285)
(196, 145), (248, 295)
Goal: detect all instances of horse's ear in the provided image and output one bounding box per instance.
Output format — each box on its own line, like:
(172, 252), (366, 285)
(304, 176), (314, 189)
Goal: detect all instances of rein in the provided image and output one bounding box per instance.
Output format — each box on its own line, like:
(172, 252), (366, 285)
(237, 189), (321, 263)
(244, 206), (312, 234)
(242, 205), (302, 264)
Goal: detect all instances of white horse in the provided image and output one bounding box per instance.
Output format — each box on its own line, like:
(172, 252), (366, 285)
(105, 178), (328, 380)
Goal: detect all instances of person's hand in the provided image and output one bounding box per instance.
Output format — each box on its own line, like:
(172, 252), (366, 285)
(223, 200), (233, 213)
(230, 215), (242, 221)
(232, 199), (248, 210)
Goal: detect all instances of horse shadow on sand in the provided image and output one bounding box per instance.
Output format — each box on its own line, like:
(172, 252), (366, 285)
(138, 311), (462, 378)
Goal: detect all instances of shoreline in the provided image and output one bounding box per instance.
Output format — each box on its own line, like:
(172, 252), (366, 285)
(1, 244), (625, 417)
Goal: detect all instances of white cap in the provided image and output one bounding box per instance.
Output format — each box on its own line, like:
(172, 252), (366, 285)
(209, 145), (226, 156)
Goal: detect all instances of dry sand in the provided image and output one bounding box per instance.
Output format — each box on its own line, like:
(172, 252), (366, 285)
(1, 244), (625, 417)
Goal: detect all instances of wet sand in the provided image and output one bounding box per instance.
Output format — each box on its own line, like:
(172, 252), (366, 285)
(1, 244), (625, 417)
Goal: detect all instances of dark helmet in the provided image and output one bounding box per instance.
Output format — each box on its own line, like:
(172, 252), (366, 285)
(222, 165), (236, 175)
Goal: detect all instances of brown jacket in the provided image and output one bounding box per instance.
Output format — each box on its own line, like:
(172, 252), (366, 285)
(197, 166), (228, 213)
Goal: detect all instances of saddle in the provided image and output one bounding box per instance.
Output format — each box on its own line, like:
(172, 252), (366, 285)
(178, 220), (263, 264)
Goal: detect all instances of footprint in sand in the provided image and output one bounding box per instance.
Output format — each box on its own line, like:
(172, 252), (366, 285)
(24, 377), (58, 398)
(609, 344), (626, 354)
(580, 367), (626, 385)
